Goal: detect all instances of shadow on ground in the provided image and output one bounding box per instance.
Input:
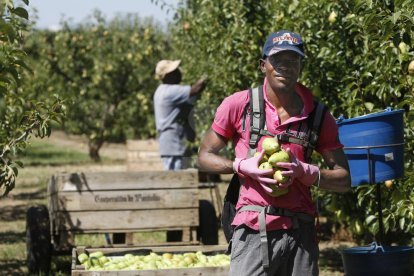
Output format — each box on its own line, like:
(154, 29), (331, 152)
(0, 259), (26, 276)
(0, 231), (25, 244)
(319, 247), (344, 273)
(11, 187), (47, 201)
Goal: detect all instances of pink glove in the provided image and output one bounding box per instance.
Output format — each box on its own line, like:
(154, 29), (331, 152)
(233, 150), (277, 193)
(276, 148), (320, 188)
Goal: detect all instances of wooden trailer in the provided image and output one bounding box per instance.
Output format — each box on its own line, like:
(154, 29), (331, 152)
(26, 169), (219, 274)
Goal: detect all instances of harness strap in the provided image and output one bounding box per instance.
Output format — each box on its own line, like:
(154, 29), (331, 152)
(238, 205), (314, 271)
(249, 86), (264, 148)
(277, 134), (310, 147)
(304, 102), (327, 161)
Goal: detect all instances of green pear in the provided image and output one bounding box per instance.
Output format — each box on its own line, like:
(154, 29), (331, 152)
(273, 170), (289, 184)
(328, 11), (337, 23)
(89, 251), (104, 258)
(409, 60), (414, 75)
(78, 253), (89, 264)
(90, 256), (101, 267)
(269, 185), (289, 197)
(162, 253), (173, 260)
(268, 150), (290, 166)
(99, 256), (109, 265)
(261, 137), (280, 155)
(259, 162), (273, 170)
(399, 42), (409, 54)
(254, 151), (269, 164)
(84, 259), (92, 270)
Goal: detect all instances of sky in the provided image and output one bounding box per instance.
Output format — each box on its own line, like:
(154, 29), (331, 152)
(29, 0), (178, 30)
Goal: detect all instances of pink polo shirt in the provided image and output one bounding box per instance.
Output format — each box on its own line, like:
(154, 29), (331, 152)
(212, 78), (343, 231)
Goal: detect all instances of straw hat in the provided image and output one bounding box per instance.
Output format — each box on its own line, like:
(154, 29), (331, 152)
(155, 60), (181, 80)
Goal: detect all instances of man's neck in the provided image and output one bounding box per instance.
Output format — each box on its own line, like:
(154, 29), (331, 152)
(266, 83), (303, 121)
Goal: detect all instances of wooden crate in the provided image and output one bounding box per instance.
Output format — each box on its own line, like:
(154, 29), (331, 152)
(126, 139), (163, 171)
(48, 170), (199, 250)
(71, 244), (229, 276)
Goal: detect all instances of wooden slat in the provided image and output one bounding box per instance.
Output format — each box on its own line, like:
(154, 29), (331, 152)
(78, 244), (228, 255)
(126, 139), (164, 172)
(48, 175), (60, 235)
(125, 233), (133, 245)
(72, 266), (229, 276)
(127, 161), (164, 172)
(51, 170), (199, 192)
(78, 266), (229, 276)
(58, 209), (199, 231)
(126, 139), (160, 152)
(54, 189), (198, 211)
(127, 150), (160, 159)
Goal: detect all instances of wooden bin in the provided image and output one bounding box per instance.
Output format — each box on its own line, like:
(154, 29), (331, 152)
(126, 139), (163, 171)
(47, 170), (200, 250)
(71, 244), (230, 276)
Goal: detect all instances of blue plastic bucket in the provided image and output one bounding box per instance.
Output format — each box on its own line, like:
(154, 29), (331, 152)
(337, 108), (404, 186)
(341, 243), (414, 276)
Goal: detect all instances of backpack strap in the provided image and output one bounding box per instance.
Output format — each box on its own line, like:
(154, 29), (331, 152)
(247, 86), (273, 157)
(304, 101), (327, 162)
(248, 86), (265, 149)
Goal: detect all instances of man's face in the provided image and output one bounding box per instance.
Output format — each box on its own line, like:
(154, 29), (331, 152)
(261, 51), (302, 91)
(163, 68), (182, 84)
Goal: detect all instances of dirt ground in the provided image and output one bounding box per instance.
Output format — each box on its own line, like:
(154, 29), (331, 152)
(1, 130), (351, 275)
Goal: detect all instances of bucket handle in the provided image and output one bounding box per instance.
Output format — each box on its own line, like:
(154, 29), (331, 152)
(369, 242), (385, 253)
(336, 114), (346, 124)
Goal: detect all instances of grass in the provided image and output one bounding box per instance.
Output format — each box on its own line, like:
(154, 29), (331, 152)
(16, 139), (92, 166)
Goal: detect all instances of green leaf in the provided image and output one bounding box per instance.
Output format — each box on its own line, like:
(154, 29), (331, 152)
(366, 215), (376, 225)
(364, 102), (374, 111)
(5, 0), (14, 9)
(390, 12), (401, 24)
(11, 7), (29, 20)
(399, 217), (406, 230)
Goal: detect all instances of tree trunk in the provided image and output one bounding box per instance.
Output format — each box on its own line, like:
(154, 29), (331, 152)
(88, 139), (103, 162)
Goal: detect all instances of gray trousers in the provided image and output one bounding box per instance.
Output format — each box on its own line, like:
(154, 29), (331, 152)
(161, 156), (184, 170)
(229, 221), (319, 276)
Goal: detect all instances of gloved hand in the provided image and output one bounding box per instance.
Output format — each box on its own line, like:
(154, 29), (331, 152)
(233, 150), (277, 193)
(276, 148), (320, 188)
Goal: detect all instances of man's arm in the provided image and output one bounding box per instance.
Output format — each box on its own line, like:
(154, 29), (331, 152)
(190, 77), (207, 97)
(197, 129), (234, 174)
(319, 148), (351, 193)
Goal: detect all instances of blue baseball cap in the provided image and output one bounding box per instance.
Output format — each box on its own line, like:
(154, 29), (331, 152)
(262, 30), (305, 58)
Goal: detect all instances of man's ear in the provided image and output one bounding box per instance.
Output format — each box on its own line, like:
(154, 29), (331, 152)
(259, 59), (266, 73)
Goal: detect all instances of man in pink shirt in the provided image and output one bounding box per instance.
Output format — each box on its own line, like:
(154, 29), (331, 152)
(198, 30), (351, 276)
